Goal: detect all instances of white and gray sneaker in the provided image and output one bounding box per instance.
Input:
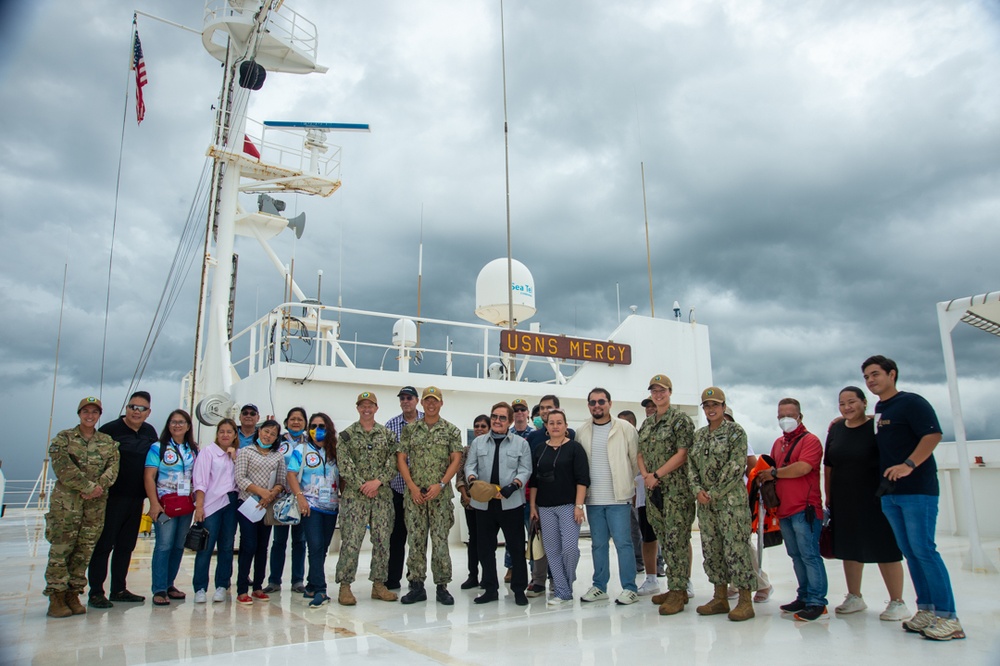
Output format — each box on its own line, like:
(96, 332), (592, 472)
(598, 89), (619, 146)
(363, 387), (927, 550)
(580, 586), (609, 602)
(194, 589), (208, 604)
(213, 587), (228, 603)
(615, 589), (640, 606)
(546, 596), (573, 607)
(637, 578), (661, 597)
(835, 593), (867, 614)
(880, 599), (911, 621)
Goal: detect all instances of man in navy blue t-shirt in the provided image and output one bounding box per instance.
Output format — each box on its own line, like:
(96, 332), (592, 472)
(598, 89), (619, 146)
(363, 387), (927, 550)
(862, 355), (964, 641)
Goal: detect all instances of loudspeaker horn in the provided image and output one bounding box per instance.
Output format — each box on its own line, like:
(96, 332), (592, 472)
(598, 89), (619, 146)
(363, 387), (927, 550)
(287, 213), (306, 239)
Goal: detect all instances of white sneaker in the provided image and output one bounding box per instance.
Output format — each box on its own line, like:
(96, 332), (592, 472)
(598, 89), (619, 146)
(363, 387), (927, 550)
(686, 581), (695, 599)
(194, 589), (207, 604)
(580, 586), (608, 602)
(213, 587), (227, 603)
(637, 578), (661, 597)
(615, 589), (640, 606)
(880, 599), (911, 621)
(835, 593), (867, 614)
(546, 596), (573, 607)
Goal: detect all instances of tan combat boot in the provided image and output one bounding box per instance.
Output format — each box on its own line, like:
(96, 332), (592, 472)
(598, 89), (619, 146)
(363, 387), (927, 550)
(64, 591), (87, 615)
(47, 591), (73, 618)
(696, 584), (731, 615)
(650, 590), (669, 605)
(371, 582), (398, 602)
(338, 584), (357, 606)
(657, 589), (688, 616)
(728, 589), (755, 621)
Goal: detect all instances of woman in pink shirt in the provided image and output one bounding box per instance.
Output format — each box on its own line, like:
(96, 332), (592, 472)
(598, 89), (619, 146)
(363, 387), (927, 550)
(191, 418), (240, 604)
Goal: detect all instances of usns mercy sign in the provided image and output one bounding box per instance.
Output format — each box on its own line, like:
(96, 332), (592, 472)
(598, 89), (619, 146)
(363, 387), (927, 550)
(500, 331), (632, 365)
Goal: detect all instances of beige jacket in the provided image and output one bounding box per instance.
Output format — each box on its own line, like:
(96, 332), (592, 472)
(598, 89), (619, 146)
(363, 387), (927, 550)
(576, 417), (639, 503)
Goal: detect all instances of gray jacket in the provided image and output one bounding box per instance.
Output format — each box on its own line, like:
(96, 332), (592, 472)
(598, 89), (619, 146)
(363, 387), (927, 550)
(464, 432), (532, 510)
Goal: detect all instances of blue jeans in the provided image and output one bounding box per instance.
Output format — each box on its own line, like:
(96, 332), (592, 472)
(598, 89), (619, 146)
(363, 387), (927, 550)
(268, 523), (306, 586)
(779, 509), (828, 606)
(301, 510), (338, 595)
(151, 513), (193, 594)
(586, 504), (637, 593)
(881, 494), (956, 618)
(192, 492), (237, 592)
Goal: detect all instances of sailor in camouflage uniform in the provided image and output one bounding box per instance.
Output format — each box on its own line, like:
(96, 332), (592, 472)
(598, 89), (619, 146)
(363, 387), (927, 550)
(334, 392), (399, 605)
(689, 387), (756, 621)
(637, 374), (696, 615)
(44, 397), (120, 618)
(395, 386), (463, 605)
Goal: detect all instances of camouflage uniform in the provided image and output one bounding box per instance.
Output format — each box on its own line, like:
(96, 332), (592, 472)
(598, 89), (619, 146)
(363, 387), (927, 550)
(335, 421), (398, 584)
(689, 421), (756, 589)
(44, 427), (119, 596)
(638, 407), (696, 591)
(397, 418), (463, 585)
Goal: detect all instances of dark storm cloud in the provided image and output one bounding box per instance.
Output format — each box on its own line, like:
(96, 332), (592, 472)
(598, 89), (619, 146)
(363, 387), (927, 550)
(1, 0), (998, 484)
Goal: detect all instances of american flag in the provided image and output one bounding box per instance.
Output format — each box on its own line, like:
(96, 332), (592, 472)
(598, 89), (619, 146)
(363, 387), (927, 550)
(132, 29), (147, 124)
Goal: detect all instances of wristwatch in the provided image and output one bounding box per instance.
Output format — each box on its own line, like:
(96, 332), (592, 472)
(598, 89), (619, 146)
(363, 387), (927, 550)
(903, 458), (916, 469)
(771, 466), (778, 479)
(439, 482), (446, 488)
(652, 471), (660, 480)
(575, 504), (585, 510)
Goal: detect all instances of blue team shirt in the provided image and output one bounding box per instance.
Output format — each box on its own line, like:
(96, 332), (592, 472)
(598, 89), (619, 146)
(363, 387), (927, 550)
(238, 429), (258, 449)
(144, 441), (196, 497)
(286, 442), (339, 514)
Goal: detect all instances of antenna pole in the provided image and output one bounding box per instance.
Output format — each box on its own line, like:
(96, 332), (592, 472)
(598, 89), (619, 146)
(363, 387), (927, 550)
(500, 0), (516, 381)
(40, 264), (69, 507)
(417, 205), (423, 346)
(641, 161), (655, 317)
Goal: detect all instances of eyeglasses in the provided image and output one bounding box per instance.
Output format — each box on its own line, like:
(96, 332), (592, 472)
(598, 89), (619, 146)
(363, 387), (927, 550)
(169, 420), (188, 426)
(126, 405), (150, 413)
(399, 395), (416, 401)
(490, 414), (509, 422)
(588, 399), (607, 406)
(474, 424), (489, 429)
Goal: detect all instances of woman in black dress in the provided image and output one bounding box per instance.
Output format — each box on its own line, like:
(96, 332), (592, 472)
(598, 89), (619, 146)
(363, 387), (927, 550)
(824, 386), (908, 621)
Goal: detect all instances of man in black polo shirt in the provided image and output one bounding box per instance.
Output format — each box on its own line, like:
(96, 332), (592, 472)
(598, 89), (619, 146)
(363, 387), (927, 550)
(87, 391), (158, 608)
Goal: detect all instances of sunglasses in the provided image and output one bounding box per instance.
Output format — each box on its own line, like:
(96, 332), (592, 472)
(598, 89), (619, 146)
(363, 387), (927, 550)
(588, 399), (607, 406)
(241, 410), (258, 416)
(490, 414), (509, 422)
(126, 405), (150, 413)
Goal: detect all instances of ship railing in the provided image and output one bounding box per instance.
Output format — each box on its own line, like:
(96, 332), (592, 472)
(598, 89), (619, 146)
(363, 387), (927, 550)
(203, 0), (319, 63)
(1, 478), (54, 514)
(229, 302), (582, 384)
(238, 118), (342, 180)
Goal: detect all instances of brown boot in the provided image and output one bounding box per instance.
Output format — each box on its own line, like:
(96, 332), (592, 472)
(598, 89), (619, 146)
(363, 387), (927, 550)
(728, 589), (755, 621)
(657, 589), (688, 616)
(696, 584), (731, 615)
(338, 584), (357, 606)
(371, 582), (398, 602)
(64, 591), (87, 615)
(650, 591), (669, 605)
(47, 591), (73, 618)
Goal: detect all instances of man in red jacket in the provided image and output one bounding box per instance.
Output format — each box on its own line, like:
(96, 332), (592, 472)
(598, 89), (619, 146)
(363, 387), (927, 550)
(757, 397), (827, 621)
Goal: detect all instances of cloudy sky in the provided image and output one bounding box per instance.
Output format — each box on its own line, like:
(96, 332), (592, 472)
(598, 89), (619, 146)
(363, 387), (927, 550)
(1, 0), (998, 485)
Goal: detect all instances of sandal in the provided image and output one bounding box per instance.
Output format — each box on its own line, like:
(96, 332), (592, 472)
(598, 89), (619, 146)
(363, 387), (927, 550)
(167, 586), (186, 599)
(153, 593), (170, 606)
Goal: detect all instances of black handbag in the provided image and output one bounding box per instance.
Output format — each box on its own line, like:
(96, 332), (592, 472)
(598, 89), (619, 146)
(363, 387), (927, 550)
(184, 522), (209, 551)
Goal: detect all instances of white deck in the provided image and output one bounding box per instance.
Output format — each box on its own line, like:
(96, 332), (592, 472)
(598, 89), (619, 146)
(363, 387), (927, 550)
(1, 509), (998, 665)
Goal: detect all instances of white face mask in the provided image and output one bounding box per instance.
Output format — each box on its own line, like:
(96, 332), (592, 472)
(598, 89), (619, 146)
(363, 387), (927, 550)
(778, 417), (799, 433)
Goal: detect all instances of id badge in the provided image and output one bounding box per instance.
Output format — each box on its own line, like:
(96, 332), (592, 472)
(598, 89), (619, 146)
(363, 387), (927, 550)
(177, 478), (192, 497)
(319, 486), (332, 505)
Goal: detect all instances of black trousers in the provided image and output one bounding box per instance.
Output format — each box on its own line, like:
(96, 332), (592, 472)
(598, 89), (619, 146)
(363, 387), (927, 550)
(385, 490), (407, 587)
(87, 494), (144, 596)
(464, 507), (479, 579)
(237, 513), (272, 595)
(476, 503), (527, 593)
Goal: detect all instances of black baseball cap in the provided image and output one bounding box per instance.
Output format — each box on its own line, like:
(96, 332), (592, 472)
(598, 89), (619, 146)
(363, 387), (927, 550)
(397, 386), (418, 398)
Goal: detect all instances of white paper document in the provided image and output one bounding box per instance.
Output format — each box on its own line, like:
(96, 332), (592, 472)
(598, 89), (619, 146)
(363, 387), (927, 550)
(238, 496), (266, 523)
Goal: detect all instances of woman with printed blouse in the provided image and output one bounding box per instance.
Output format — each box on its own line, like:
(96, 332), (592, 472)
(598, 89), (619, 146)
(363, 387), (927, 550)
(144, 409), (199, 606)
(234, 418), (287, 605)
(286, 411), (340, 607)
(265, 407), (311, 593)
